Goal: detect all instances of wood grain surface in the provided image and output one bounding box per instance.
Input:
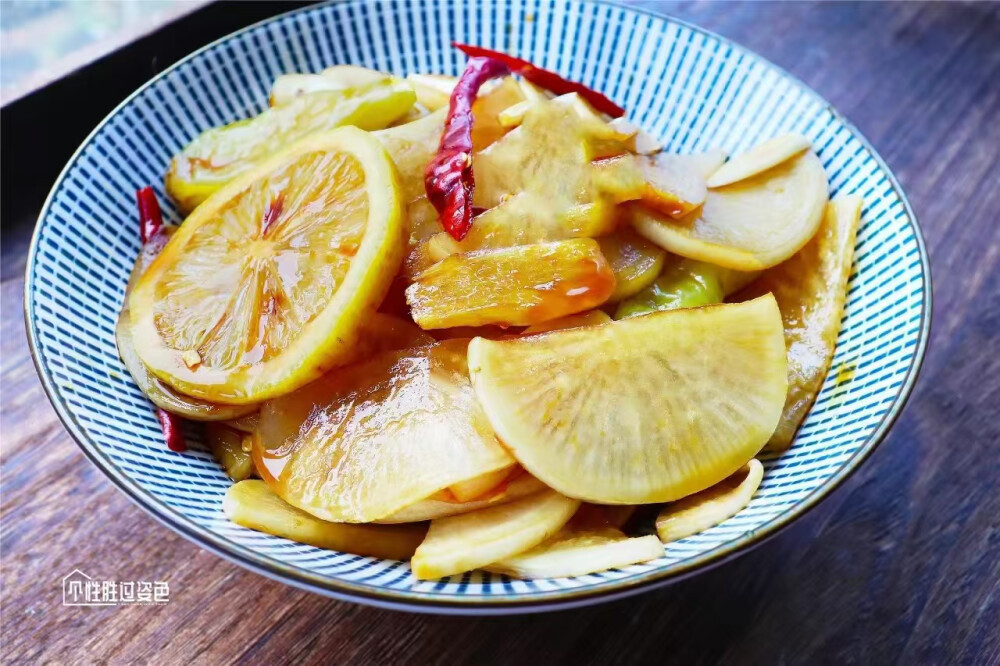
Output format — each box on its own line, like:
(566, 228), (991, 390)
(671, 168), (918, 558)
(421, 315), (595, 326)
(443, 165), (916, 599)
(2, 2), (998, 664)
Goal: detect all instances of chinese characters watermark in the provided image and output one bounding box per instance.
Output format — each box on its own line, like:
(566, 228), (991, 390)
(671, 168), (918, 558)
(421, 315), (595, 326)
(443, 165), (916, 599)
(62, 569), (169, 606)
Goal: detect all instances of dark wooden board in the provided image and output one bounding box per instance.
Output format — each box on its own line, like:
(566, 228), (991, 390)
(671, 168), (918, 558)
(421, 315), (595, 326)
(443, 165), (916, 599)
(2, 2), (998, 664)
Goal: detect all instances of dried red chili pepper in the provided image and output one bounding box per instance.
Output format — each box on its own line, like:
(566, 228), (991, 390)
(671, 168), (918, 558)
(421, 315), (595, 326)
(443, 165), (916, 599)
(135, 186), (187, 452)
(452, 42), (626, 118)
(136, 186), (165, 244)
(157, 407), (187, 452)
(424, 56), (510, 241)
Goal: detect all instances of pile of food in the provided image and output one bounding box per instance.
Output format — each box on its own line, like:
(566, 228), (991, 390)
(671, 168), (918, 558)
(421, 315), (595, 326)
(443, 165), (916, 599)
(117, 44), (862, 581)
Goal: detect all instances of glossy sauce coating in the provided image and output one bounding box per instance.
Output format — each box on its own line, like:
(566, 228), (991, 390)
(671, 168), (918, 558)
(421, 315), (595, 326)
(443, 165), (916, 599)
(253, 340), (513, 523)
(736, 196), (863, 450)
(405, 238), (616, 329)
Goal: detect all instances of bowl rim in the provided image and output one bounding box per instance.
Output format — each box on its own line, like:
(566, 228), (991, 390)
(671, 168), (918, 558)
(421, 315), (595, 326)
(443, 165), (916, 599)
(23, 0), (932, 615)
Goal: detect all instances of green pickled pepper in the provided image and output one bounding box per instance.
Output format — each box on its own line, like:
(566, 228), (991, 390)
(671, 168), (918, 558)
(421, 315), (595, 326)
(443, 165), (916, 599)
(615, 257), (759, 319)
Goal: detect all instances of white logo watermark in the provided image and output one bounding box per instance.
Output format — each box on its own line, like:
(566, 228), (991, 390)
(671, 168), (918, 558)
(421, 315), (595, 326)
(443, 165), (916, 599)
(62, 569), (169, 606)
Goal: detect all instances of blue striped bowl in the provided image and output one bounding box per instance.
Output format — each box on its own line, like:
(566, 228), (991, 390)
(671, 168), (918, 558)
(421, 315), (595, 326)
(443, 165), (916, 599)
(25, 0), (930, 613)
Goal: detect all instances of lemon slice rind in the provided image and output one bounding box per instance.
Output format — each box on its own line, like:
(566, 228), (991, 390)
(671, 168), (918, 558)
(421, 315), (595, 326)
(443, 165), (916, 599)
(130, 127), (404, 404)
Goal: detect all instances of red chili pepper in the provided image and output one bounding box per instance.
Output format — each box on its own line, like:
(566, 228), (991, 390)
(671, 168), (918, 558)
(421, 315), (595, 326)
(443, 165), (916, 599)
(424, 56), (510, 241)
(135, 186), (187, 452)
(136, 186), (165, 244)
(453, 42), (626, 118)
(157, 407), (187, 452)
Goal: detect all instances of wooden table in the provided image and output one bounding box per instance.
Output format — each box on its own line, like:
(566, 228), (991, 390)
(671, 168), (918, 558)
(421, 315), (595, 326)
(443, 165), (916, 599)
(2, 2), (998, 663)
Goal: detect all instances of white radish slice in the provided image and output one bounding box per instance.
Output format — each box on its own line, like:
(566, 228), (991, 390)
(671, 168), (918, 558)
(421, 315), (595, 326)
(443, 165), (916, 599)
(269, 74), (336, 106)
(518, 79), (550, 102)
(608, 118), (663, 154)
(522, 310), (612, 334)
(684, 147), (729, 179)
(737, 195), (864, 451)
(632, 150), (828, 270)
(254, 341), (515, 524)
(449, 464), (518, 503)
(485, 529), (663, 579)
(224, 480), (427, 560)
(405, 74), (458, 110)
(497, 92), (616, 130)
(269, 66), (388, 106)
(377, 474), (547, 524)
(497, 99), (533, 128)
(656, 459), (764, 542)
(644, 153), (709, 212)
(320, 65), (390, 87)
(468, 297), (786, 504)
(410, 489), (579, 580)
(631, 207), (763, 270)
(707, 133), (811, 188)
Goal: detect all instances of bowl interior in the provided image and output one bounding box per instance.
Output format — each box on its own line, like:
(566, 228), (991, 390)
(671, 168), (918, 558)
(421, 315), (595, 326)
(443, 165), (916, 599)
(25, 0), (929, 611)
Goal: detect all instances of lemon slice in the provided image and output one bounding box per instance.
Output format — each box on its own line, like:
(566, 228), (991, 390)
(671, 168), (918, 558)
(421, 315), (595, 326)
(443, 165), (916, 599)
(655, 459), (764, 542)
(468, 295), (787, 504)
(116, 231), (256, 420)
(130, 127), (405, 404)
(410, 489), (580, 580)
(631, 150), (828, 270)
(253, 340), (515, 523)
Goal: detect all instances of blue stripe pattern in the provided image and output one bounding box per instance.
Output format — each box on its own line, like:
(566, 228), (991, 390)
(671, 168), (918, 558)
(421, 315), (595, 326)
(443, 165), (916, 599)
(24, 0), (930, 611)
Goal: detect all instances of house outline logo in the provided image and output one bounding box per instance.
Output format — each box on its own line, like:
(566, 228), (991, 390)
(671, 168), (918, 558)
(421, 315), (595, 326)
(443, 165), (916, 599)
(62, 569), (109, 606)
(61, 569), (170, 606)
